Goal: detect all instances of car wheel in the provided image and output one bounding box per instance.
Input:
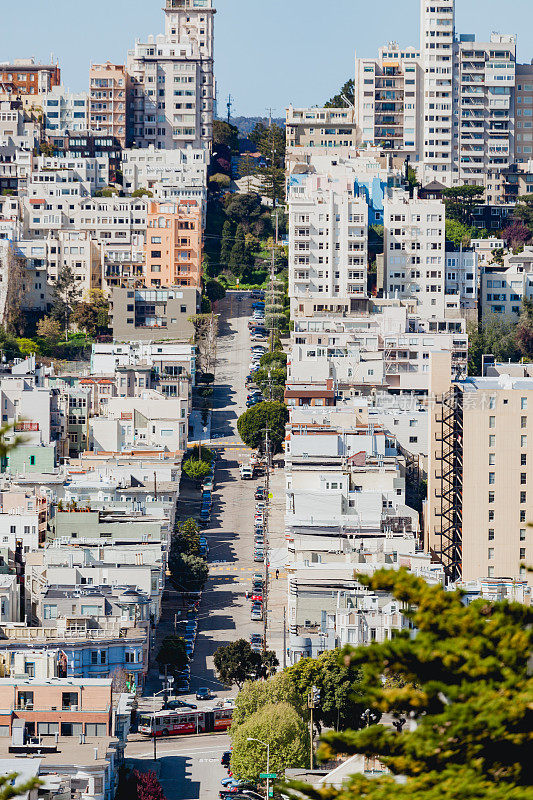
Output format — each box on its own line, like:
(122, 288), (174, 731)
(162, 728), (169, 737)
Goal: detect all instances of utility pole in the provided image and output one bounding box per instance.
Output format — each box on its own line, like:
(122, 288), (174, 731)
(308, 686), (320, 770)
(226, 94), (233, 125)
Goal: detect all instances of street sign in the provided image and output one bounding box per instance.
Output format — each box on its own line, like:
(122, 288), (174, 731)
(260, 773), (277, 780)
(268, 791), (274, 798)
(268, 492), (273, 499)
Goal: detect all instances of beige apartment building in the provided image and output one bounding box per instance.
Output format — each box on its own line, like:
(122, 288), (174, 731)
(427, 352), (532, 585)
(89, 63), (131, 147)
(515, 64), (533, 162)
(285, 106), (360, 151)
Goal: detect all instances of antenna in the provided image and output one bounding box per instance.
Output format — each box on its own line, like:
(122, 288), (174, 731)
(226, 94), (233, 125)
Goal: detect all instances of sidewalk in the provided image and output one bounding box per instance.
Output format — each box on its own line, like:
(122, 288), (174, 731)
(265, 459), (288, 669)
(188, 408), (212, 443)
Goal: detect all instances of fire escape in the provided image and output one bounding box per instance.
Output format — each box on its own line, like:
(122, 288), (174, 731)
(435, 386), (463, 581)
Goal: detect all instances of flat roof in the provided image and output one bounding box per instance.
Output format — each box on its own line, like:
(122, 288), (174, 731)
(0, 736), (118, 768)
(0, 677), (112, 686)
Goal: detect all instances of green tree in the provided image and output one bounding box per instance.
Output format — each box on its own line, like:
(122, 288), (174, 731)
(72, 290), (110, 337)
(445, 219), (474, 248)
(256, 162), (286, 207)
(407, 166), (419, 191)
(324, 78), (355, 108)
(156, 635), (188, 674)
(229, 223), (247, 275)
(36, 316), (62, 342)
(513, 193), (533, 232)
(184, 444), (213, 462)
(285, 568), (533, 800)
(169, 553), (209, 592)
(220, 220), (234, 268)
(173, 517), (201, 557)
(467, 315), (521, 375)
(16, 338), (40, 356)
(441, 185), (485, 224)
(289, 649), (372, 733)
(209, 173), (231, 191)
(230, 703), (310, 783)
(515, 298), (533, 359)
(233, 671), (305, 727)
(131, 188), (153, 197)
(182, 459), (211, 482)
(51, 265), (82, 335)
(237, 401), (288, 453)
(205, 279), (226, 304)
(213, 120), (239, 152)
(213, 639), (279, 689)
(0, 328), (21, 360)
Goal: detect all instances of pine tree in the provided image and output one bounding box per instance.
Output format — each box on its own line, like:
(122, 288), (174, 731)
(220, 220), (233, 268)
(229, 224), (246, 276)
(285, 569), (533, 800)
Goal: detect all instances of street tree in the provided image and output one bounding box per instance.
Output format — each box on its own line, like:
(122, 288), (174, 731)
(182, 459), (211, 483)
(213, 120), (239, 152)
(173, 518), (201, 557)
(72, 290), (110, 337)
(467, 315), (521, 375)
(237, 401), (288, 453)
(229, 224), (247, 275)
(205, 279), (226, 304)
(130, 770), (166, 800)
(156, 635), (188, 674)
(233, 671), (305, 727)
(502, 220), (531, 250)
(220, 220), (234, 268)
(213, 639), (278, 689)
(230, 702), (309, 783)
(169, 553), (208, 592)
(284, 568), (533, 800)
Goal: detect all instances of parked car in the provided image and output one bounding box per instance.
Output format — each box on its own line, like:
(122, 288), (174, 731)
(203, 477), (214, 491)
(254, 550), (264, 563)
(255, 487), (265, 500)
(250, 604), (263, 621)
(252, 572), (263, 583)
(196, 687), (213, 700)
(176, 680), (190, 694)
(165, 699), (197, 710)
(250, 633), (263, 646)
(221, 751), (232, 767)
(199, 509), (211, 524)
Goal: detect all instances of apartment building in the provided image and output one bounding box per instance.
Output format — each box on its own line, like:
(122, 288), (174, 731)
(122, 146), (207, 216)
(455, 34), (516, 199)
(480, 247), (533, 319)
(355, 43), (423, 159)
(285, 106), (359, 150)
(109, 286), (199, 341)
(288, 172), (369, 315)
(444, 248), (478, 316)
(145, 199), (202, 287)
(0, 59), (60, 96)
(515, 64), (533, 161)
(91, 341), (196, 381)
(89, 63), (131, 148)
(35, 154), (111, 192)
(383, 188), (447, 318)
(420, 0), (455, 184)
(41, 87), (88, 134)
(127, 0), (216, 150)
(427, 352), (533, 585)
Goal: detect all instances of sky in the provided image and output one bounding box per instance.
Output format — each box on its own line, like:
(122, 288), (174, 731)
(2, 0), (533, 117)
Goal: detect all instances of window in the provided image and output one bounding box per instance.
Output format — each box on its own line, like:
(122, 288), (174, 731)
(521, 510), (526, 522)
(488, 473), (495, 484)
(489, 453), (495, 465)
(489, 435), (495, 447)
(38, 722), (59, 735)
(17, 691), (34, 709)
(521, 473), (527, 484)
(521, 416), (527, 428)
(91, 651), (98, 665)
(522, 435), (528, 448)
(43, 604), (57, 619)
(520, 491), (526, 503)
(85, 723), (107, 737)
(522, 454), (527, 466)
(520, 547), (526, 560)
(488, 492), (494, 503)
(488, 529), (495, 540)
(489, 416), (495, 428)
(81, 604), (100, 616)
(520, 529), (526, 541)
(488, 567), (494, 577)
(61, 722), (83, 737)
(521, 397), (528, 410)
(62, 691), (79, 710)
(488, 548), (494, 560)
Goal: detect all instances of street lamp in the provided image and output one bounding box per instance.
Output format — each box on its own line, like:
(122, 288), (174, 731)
(247, 737), (271, 800)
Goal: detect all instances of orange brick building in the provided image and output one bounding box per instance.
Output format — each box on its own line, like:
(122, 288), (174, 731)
(0, 678), (113, 737)
(145, 200), (202, 288)
(0, 60), (60, 96)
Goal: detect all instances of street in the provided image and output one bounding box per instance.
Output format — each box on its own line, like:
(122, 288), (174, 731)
(126, 292), (288, 798)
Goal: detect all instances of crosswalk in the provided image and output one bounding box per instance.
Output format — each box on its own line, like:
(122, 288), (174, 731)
(209, 565), (286, 578)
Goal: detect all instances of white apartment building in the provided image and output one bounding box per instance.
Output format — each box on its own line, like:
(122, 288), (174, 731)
(122, 145), (207, 192)
(288, 172), (368, 315)
(471, 237), (505, 267)
(383, 188), (447, 318)
(455, 34), (516, 199)
(26, 167), (92, 200)
(515, 65), (533, 161)
(480, 248), (533, 319)
(444, 248), (478, 315)
(35, 155), (110, 193)
(15, 232), (102, 297)
(127, 0), (215, 150)
(41, 88), (89, 134)
(355, 43), (423, 160)
(420, 0), (455, 184)
(89, 391), (188, 453)
(91, 341), (196, 379)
